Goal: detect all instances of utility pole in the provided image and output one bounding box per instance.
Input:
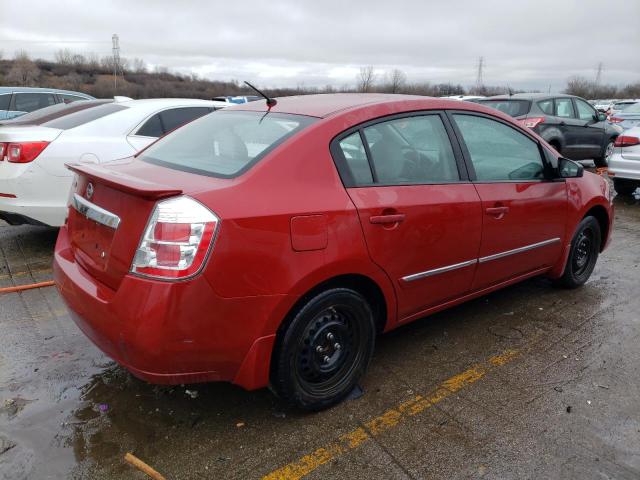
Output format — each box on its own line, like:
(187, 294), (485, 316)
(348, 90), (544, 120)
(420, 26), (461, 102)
(594, 62), (603, 88)
(112, 34), (120, 93)
(475, 56), (484, 94)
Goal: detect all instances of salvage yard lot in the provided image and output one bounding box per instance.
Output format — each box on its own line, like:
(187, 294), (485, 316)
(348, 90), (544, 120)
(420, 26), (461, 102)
(1, 194), (639, 480)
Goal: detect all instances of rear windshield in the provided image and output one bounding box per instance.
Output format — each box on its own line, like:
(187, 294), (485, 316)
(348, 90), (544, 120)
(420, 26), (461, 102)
(478, 100), (531, 117)
(622, 102), (640, 113)
(0, 100), (111, 126)
(614, 102), (637, 110)
(42, 103), (128, 130)
(139, 111), (317, 178)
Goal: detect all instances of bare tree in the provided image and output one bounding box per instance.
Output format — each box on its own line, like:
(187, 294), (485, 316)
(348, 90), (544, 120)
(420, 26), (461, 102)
(357, 65), (376, 93)
(385, 69), (407, 93)
(565, 75), (593, 98)
(54, 48), (73, 65)
(131, 57), (147, 74)
(6, 50), (40, 86)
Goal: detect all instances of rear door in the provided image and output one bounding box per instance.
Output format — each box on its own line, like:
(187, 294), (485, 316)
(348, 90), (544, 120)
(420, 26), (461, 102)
(449, 112), (567, 290)
(332, 112), (482, 320)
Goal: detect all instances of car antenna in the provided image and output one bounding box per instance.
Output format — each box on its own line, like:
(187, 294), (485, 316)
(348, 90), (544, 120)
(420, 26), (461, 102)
(244, 81), (277, 108)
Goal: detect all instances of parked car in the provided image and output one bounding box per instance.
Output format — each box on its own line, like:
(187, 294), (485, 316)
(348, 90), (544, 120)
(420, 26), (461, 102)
(478, 93), (621, 167)
(54, 94), (613, 411)
(593, 99), (615, 113)
(443, 95), (486, 102)
(608, 101), (640, 131)
(212, 95), (261, 104)
(0, 98), (227, 226)
(0, 87), (94, 120)
(609, 99), (639, 117)
(608, 127), (640, 195)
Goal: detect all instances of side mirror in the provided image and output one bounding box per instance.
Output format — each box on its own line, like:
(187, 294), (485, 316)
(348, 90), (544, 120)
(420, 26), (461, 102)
(558, 157), (584, 178)
(597, 112), (607, 122)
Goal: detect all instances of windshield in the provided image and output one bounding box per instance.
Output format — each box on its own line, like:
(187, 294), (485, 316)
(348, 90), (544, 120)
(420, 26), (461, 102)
(478, 100), (531, 117)
(139, 110), (317, 178)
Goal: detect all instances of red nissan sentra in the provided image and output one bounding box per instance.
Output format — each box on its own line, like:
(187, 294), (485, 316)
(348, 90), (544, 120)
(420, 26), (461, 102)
(54, 94), (614, 410)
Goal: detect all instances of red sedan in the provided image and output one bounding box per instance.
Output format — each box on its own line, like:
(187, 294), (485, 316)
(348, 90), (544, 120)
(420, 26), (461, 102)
(54, 94), (614, 410)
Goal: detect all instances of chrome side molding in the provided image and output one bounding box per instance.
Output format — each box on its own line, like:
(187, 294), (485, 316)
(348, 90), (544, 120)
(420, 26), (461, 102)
(402, 259), (477, 283)
(72, 193), (121, 229)
(478, 238), (561, 264)
(401, 237), (561, 283)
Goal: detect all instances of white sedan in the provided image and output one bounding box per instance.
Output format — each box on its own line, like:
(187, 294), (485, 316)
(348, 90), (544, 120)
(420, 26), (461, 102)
(608, 126), (640, 196)
(0, 98), (226, 226)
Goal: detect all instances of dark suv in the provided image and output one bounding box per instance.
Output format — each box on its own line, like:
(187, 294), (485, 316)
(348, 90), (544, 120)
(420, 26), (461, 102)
(478, 93), (621, 167)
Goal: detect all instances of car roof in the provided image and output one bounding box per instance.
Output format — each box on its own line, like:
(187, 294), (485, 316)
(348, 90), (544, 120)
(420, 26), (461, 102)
(481, 93), (578, 101)
(116, 98), (227, 108)
(227, 93), (499, 118)
(0, 86), (94, 97)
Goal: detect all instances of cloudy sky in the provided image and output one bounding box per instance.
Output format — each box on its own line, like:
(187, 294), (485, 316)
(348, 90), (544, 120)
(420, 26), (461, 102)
(2, 0), (639, 91)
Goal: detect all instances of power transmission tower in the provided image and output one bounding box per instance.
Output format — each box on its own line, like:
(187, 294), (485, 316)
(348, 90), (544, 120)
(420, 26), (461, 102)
(112, 34), (120, 93)
(594, 62), (603, 88)
(475, 56), (484, 94)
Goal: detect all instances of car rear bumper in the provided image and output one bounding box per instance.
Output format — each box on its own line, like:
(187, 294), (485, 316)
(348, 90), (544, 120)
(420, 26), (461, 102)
(53, 225), (289, 390)
(608, 153), (640, 181)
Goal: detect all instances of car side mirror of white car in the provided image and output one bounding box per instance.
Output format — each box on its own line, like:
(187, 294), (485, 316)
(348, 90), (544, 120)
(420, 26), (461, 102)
(558, 157), (584, 178)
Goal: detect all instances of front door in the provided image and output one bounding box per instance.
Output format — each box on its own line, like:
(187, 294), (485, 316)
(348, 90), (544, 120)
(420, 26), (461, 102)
(573, 97), (606, 159)
(333, 113), (483, 320)
(450, 113), (567, 290)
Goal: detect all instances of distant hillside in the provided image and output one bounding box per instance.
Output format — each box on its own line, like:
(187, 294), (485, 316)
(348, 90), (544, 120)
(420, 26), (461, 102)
(0, 52), (638, 100)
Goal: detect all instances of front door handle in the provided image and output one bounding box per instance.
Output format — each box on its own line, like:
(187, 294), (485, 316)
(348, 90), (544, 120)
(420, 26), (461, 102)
(369, 214), (405, 224)
(485, 206), (509, 219)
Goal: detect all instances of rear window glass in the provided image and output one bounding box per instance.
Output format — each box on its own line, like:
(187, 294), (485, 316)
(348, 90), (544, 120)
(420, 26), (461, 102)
(139, 111), (316, 178)
(478, 100), (531, 117)
(623, 103), (640, 113)
(42, 103), (128, 130)
(0, 100), (110, 126)
(0, 94), (10, 111)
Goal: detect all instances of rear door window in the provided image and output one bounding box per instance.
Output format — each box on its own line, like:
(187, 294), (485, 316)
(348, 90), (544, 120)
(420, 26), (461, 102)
(453, 114), (544, 182)
(136, 113), (164, 137)
(160, 107), (212, 134)
(59, 93), (87, 104)
(361, 115), (459, 184)
(14, 93), (56, 113)
(554, 98), (575, 118)
(139, 111), (316, 178)
(337, 132), (373, 185)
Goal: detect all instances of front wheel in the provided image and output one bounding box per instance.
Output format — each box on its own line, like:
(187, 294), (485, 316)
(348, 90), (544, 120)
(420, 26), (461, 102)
(555, 216), (601, 289)
(271, 288), (376, 411)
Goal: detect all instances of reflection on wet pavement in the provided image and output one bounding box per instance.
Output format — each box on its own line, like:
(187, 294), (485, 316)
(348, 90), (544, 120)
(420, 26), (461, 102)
(1, 193), (639, 479)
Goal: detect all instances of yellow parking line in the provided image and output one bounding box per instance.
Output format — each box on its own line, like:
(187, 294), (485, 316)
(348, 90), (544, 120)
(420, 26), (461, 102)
(262, 349), (520, 480)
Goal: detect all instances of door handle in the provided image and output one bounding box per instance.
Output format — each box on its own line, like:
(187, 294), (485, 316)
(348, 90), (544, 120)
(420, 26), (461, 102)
(369, 214), (405, 224)
(485, 206), (509, 218)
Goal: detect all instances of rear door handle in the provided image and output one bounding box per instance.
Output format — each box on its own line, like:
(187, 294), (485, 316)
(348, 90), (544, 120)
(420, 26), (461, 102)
(485, 206), (509, 217)
(369, 214), (405, 224)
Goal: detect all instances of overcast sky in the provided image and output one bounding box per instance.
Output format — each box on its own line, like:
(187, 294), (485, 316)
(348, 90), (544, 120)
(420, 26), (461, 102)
(2, 0), (639, 91)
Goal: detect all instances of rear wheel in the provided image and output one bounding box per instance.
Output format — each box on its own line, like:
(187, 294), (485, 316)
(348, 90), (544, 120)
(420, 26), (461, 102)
(613, 178), (639, 196)
(594, 139), (615, 168)
(271, 288), (376, 411)
(556, 216), (601, 289)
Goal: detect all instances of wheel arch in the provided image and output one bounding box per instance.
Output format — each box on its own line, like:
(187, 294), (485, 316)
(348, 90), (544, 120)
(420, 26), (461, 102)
(584, 204), (610, 252)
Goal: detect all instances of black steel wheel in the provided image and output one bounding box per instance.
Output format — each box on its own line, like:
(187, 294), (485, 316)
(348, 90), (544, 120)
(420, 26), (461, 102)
(271, 288), (375, 411)
(556, 216), (601, 289)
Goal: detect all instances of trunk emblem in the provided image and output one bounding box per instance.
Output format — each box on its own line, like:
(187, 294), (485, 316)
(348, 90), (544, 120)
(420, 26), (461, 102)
(86, 183), (94, 200)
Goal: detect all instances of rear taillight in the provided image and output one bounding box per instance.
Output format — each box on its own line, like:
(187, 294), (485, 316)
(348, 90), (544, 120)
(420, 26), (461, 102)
(518, 117), (545, 129)
(608, 117), (624, 123)
(6, 142), (49, 163)
(614, 135), (640, 147)
(131, 196), (219, 280)
(0, 143), (6, 160)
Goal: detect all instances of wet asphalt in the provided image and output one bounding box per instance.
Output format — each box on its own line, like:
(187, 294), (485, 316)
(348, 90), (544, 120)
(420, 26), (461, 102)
(0, 191), (639, 480)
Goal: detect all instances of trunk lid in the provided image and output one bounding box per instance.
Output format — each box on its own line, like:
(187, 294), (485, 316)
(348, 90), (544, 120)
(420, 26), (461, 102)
(66, 157), (229, 290)
(0, 126), (63, 143)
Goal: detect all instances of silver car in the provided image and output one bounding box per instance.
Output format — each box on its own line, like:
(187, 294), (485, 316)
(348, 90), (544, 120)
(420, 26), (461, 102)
(608, 126), (640, 195)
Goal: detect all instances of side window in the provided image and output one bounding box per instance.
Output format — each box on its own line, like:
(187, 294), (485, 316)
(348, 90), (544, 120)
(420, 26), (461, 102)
(453, 114), (545, 182)
(537, 99), (554, 115)
(338, 132), (373, 185)
(575, 99), (596, 121)
(0, 94), (11, 111)
(136, 113), (163, 137)
(361, 115), (459, 185)
(14, 93), (56, 112)
(554, 98), (575, 118)
(159, 107), (211, 134)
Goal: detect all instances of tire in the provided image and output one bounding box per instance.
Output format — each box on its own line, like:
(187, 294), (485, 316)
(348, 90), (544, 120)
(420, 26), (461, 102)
(594, 139), (615, 168)
(613, 178), (639, 196)
(271, 288), (376, 411)
(556, 216), (601, 289)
